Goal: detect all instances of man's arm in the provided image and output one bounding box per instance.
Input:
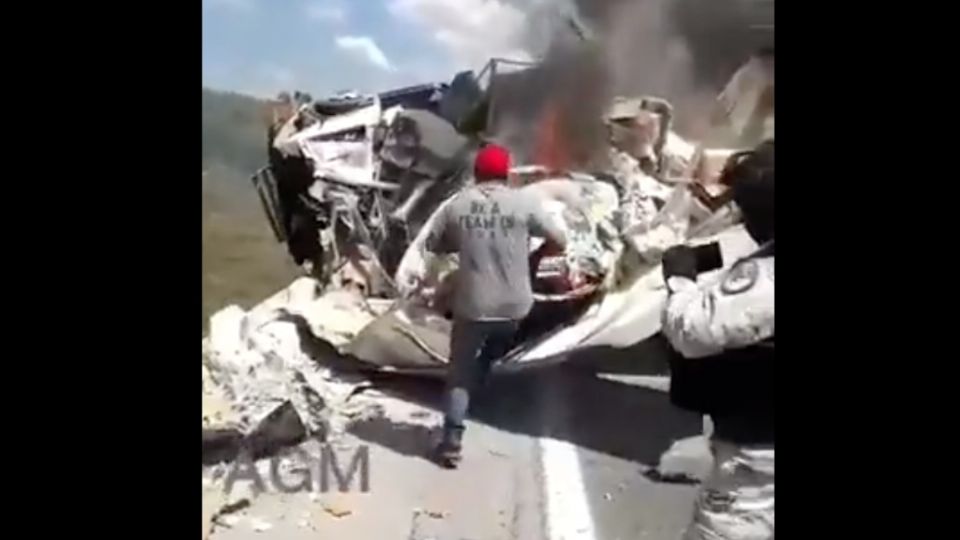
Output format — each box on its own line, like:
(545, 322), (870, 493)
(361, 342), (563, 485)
(424, 202), (457, 254)
(662, 257), (774, 359)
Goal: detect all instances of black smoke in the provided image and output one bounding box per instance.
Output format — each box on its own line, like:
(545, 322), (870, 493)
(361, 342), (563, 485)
(489, 0), (773, 167)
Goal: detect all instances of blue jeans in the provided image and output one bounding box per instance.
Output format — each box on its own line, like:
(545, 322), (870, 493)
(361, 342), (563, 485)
(443, 318), (519, 433)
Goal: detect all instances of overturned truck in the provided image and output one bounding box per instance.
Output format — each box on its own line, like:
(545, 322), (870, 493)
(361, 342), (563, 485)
(247, 54), (773, 372)
(204, 54), (773, 446)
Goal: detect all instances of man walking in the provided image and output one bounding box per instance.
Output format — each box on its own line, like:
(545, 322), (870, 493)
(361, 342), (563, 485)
(423, 143), (567, 468)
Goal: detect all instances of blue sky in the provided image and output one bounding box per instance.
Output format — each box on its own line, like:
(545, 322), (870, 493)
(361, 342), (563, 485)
(202, 0), (536, 98)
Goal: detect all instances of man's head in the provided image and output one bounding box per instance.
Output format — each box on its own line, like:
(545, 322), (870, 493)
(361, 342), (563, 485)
(724, 140), (774, 243)
(474, 144), (511, 183)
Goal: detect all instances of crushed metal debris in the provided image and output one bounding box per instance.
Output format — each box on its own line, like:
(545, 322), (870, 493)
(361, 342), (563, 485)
(248, 516), (273, 532)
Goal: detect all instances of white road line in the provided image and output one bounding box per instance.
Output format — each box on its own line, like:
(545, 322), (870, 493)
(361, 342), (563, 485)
(539, 415), (596, 540)
(540, 436), (596, 540)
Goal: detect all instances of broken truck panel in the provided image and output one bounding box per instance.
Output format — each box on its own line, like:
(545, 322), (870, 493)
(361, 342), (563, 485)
(379, 82), (447, 113)
(381, 108), (472, 180)
(437, 71), (483, 128)
(250, 166), (288, 243)
(294, 98), (382, 187)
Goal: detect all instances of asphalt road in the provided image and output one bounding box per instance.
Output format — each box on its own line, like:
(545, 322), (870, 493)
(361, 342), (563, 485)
(204, 335), (711, 540)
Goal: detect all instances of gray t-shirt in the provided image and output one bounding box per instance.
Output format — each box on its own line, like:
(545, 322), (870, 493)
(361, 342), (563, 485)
(425, 183), (567, 321)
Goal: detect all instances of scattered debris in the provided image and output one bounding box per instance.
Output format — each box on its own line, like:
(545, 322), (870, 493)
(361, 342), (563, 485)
(203, 365), (236, 428)
(202, 486), (226, 540)
(201, 402), (310, 465)
(215, 515), (241, 528)
(201, 283), (386, 464)
(210, 483), (254, 529)
(219, 497), (252, 517)
(414, 507), (447, 520)
(204, 481), (250, 536)
(646, 435), (713, 484)
(202, 428), (244, 465)
(248, 516), (273, 532)
(322, 501), (354, 518)
(243, 400), (308, 460)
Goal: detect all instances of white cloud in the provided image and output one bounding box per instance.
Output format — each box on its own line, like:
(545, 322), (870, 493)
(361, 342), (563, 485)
(388, 0), (534, 70)
(204, 0), (256, 12)
(305, 2), (347, 24)
(335, 35), (396, 72)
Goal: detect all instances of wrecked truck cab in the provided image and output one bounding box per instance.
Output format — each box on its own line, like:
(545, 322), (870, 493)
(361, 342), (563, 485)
(293, 97), (384, 188)
(255, 82), (482, 285)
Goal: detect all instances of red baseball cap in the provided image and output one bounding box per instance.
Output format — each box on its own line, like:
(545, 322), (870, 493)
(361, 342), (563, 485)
(474, 144), (511, 181)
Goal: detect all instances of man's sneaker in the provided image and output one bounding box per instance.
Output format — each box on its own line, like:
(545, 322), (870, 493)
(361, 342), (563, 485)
(433, 426), (463, 469)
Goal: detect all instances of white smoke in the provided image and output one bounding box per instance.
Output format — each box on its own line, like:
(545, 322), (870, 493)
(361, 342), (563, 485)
(335, 36), (396, 72)
(387, 0), (537, 70)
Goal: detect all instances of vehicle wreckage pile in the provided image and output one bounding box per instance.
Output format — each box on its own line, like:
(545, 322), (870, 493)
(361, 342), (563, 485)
(202, 56), (774, 461)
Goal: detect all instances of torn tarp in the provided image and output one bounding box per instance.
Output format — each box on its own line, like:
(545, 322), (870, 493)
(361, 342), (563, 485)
(346, 300), (452, 371)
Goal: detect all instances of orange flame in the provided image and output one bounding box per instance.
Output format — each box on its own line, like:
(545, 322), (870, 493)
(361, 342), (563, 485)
(534, 101), (572, 173)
